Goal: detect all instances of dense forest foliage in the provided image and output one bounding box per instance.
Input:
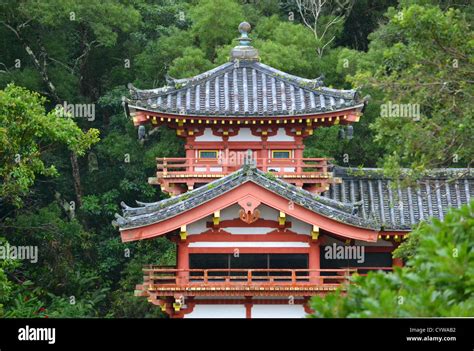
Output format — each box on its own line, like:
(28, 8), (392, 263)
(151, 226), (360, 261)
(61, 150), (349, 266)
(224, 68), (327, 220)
(310, 201), (474, 317)
(0, 0), (472, 317)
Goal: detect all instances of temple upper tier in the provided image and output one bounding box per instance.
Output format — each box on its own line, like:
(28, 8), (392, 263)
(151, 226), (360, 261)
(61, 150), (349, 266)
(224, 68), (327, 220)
(124, 22), (365, 123)
(122, 23), (367, 196)
(126, 59), (363, 118)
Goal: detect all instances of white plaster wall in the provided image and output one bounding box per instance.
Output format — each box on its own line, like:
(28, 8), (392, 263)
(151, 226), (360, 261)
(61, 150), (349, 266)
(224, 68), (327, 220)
(188, 242), (309, 248)
(220, 204), (240, 220)
(188, 205), (314, 236)
(324, 236), (393, 247)
(288, 216), (312, 235)
(258, 204), (279, 220)
(228, 128), (261, 142)
(184, 305), (246, 318)
(187, 216), (210, 235)
(194, 166), (223, 172)
(195, 297), (245, 301)
(251, 305), (306, 318)
(267, 128), (295, 142)
(225, 227), (274, 235)
(194, 128), (222, 142)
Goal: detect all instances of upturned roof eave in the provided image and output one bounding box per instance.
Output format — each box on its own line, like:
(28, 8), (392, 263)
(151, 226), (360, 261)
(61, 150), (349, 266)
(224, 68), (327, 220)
(125, 102), (365, 119)
(116, 167), (379, 232)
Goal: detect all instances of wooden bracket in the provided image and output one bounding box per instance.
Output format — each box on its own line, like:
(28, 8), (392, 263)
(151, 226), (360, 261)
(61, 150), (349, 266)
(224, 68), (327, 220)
(238, 196), (261, 224)
(311, 225), (319, 240)
(278, 211), (286, 226)
(213, 210), (220, 226)
(173, 301), (182, 312)
(180, 225), (187, 241)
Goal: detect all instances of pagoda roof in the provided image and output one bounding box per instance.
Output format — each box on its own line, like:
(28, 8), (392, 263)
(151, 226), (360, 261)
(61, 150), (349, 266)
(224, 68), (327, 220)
(115, 165), (474, 235)
(115, 165), (378, 232)
(126, 61), (363, 118)
(124, 23), (364, 118)
(323, 167), (474, 230)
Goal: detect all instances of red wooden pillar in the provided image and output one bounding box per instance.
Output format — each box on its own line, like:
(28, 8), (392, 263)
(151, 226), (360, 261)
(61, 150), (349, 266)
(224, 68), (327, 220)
(258, 148), (267, 171)
(392, 257), (403, 268)
(392, 242), (404, 268)
(308, 241), (321, 284)
(177, 242), (189, 285)
(294, 145), (303, 173)
(244, 297), (252, 319)
(185, 148), (194, 172)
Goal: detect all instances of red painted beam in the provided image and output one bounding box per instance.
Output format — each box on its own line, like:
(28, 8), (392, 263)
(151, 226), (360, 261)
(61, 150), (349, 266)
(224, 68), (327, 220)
(120, 182), (379, 243)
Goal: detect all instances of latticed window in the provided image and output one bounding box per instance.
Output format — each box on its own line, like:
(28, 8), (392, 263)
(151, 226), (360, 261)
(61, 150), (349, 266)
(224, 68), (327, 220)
(272, 150), (291, 159)
(199, 150), (218, 159)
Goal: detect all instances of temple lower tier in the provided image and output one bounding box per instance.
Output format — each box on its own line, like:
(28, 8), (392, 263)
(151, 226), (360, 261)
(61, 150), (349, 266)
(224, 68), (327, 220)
(118, 166), (474, 318)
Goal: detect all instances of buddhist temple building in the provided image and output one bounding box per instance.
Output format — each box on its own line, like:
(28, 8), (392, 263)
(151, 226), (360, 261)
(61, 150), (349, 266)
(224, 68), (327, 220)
(116, 22), (474, 318)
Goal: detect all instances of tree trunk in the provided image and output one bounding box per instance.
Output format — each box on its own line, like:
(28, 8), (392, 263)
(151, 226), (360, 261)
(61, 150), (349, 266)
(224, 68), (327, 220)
(70, 153), (83, 207)
(2, 23), (86, 208)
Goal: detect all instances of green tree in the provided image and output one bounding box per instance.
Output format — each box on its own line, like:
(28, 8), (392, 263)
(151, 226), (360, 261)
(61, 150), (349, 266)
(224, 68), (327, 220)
(168, 47), (213, 78)
(189, 0), (243, 59)
(0, 84), (99, 207)
(309, 200), (474, 317)
(346, 4), (474, 181)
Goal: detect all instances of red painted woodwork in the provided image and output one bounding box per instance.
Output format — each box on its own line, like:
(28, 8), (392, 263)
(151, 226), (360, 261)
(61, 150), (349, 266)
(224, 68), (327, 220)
(207, 218), (291, 229)
(153, 157), (332, 195)
(121, 182), (379, 242)
(308, 241), (321, 283)
(127, 94), (400, 318)
(131, 108), (361, 127)
(392, 257), (404, 268)
(186, 231), (314, 243)
(139, 266), (353, 294)
(138, 104), (355, 195)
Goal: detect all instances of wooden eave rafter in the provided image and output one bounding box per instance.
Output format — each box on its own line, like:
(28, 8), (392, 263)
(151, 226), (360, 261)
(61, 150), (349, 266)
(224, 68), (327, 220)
(128, 105), (363, 127)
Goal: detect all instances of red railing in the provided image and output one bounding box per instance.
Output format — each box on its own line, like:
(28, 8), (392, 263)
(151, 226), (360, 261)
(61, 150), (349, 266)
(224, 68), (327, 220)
(156, 157), (330, 177)
(142, 266), (394, 287)
(142, 267), (355, 287)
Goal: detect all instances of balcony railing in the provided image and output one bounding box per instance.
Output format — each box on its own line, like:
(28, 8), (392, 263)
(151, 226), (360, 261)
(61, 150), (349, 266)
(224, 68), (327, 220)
(142, 267), (354, 286)
(136, 266), (394, 297)
(155, 157), (330, 178)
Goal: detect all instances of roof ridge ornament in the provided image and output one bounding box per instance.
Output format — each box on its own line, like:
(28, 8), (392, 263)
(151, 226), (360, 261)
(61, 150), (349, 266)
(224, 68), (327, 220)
(238, 22), (252, 46)
(230, 22), (259, 61)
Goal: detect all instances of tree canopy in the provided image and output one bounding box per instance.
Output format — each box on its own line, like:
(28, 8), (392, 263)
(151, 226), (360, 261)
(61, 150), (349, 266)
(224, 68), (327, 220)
(0, 0), (472, 318)
(309, 200), (474, 317)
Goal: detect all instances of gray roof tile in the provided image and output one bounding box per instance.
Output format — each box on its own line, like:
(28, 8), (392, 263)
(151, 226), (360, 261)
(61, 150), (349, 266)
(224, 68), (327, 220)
(116, 166), (377, 231)
(126, 60), (363, 117)
(322, 167), (474, 230)
(116, 166), (473, 232)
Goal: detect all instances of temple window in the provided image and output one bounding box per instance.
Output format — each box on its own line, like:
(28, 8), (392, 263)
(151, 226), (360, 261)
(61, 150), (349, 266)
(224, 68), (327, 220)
(198, 150), (218, 159)
(271, 150), (291, 159)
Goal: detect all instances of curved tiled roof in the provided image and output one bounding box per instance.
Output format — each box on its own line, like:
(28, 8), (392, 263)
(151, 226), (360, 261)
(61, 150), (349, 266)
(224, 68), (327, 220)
(115, 165), (473, 232)
(115, 166), (378, 231)
(323, 167), (474, 230)
(125, 59), (363, 118)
